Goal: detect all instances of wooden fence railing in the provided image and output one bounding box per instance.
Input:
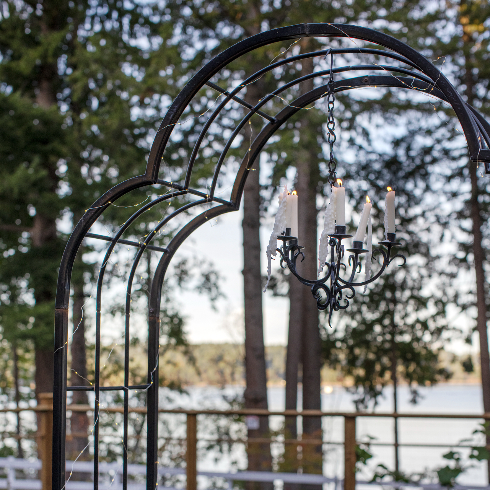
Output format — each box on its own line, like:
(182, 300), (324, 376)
(2, 395), (490, 490)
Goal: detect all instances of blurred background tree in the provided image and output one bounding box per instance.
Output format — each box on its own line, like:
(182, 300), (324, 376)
(0, 0), (489, 483)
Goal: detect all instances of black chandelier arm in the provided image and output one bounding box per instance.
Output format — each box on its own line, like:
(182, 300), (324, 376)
(337, 249), (389, 287)
(347, 254), (362, 274)
(311, 282), (332, 311)
(388, 253), (407, 267)
(333, 284), (356, 310)
(276, 246), (333, 286)
(344, 254), (362, 283)
(335, 246), (406, 288)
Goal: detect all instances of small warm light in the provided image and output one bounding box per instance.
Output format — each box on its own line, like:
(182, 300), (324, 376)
(336, 178), (343, 187)
(292, 190), (297, 195)
(387, 186), (392, 192)
(366, 195), (371, 204)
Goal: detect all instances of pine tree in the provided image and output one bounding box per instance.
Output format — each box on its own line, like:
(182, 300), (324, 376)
(0, 0), (172, 457)
(319, 0), (490, 477)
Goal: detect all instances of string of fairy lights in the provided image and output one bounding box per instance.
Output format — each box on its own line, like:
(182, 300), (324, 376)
(56, 30), (478, 486)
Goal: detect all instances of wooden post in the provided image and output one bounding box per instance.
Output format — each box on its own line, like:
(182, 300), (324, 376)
(38, 393), (53, 490)
(186, 413), (197, 490)
(344, 415), (356, 490)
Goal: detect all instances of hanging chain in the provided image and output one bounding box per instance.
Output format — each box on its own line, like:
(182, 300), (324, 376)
(325, 49), (337, 185)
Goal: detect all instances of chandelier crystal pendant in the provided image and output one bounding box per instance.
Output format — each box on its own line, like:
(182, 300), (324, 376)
(265, 63), (406, 326)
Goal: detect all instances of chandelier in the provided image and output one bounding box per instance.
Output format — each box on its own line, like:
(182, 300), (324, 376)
(265, 61), (406, 325)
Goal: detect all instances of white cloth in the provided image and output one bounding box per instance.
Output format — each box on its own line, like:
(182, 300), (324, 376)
(264, 186), (288, 292)
(318, 186), (336, 275)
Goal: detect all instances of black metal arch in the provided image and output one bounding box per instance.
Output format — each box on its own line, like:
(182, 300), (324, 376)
(53, 23), (490, 490)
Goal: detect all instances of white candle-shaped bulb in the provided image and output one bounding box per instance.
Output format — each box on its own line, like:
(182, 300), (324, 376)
(354, 195), (372, 242)
(385, 187), (396, 234)
(333, 178), (345, 226)
(286, 190), (299, 237)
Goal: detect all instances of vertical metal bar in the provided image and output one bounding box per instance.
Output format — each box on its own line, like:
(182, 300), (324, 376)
(123, 239), (147, 489)
(145, 205), (234, 489)
(146, 313), (160, 490)
(94, 277), (103, 490)
(39, 393), (53, 490)
(344, 416), (356, 490)
(88, 192), (185, 490)
(123, 291), (131, 490)
(53, 308), (68, 490)
(186, 413), (197, 490)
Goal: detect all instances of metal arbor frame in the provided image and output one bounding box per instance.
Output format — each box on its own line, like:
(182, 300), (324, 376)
(52, 23), (490, 490)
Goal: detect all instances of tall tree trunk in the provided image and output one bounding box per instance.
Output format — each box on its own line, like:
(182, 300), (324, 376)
(67, 255), (89, 464)
(32, 214), (57, 400)
(298, 147), (322, 480)
(32, 199), (57, 467)
(283, 41), (323, 484)
(242, 150), (272, 488)
(241, 11), (272, 484)
(298, 46), (322, 483)
(459, 2), (490, 479)
(13, 343), (24, 459)
(32, 1), (60, 461)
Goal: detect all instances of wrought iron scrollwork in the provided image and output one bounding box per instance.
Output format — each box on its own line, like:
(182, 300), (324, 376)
(277, 228), (406, 325)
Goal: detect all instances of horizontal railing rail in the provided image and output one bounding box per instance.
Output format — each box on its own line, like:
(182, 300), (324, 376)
(3, 404), (490, 418)
(1, 399), (490, 490)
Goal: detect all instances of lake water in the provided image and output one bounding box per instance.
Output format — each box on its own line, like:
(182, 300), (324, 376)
(174, 383), (487, 486)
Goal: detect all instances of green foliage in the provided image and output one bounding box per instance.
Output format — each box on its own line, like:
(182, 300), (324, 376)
(322, 267), (453, 409)
(320, 0), (490, 410)
(356, 436), (375, 471)
(462, 355), (475, 374)
(0, 0), (225, 394)
(358, 423), (490, 487)
(437, 450), (467, 487)
(0, 0), (170, 361)
(372, 464), (416, 484)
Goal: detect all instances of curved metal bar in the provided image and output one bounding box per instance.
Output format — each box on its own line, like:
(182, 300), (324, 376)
(278, 246), (332, 286)
(56, 176), (152, 309)
(148, 202), (236, 314)
(92, 190), (185, 488)
(145, 203), (235, 489)
(184, 50), (428, 190)
(231, 74), (486, 207)
(209, 64), (436, 199)
(96, 190), (186, 294)
(53, 175), (151, 490)
(467, 105), (490, 149)
(121, 196), (202, 488)
(54, 23), (490, 490)
(124, 198), (208, 321)
(337, 249), (390, 287)
(148, 23), (489, 185)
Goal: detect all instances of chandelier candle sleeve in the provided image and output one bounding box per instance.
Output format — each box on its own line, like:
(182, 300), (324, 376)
(286, 191), (298, 237)
(353, 196), (372, 242)
(385, 187), (396, 234)
(333, 179), (345, 226)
